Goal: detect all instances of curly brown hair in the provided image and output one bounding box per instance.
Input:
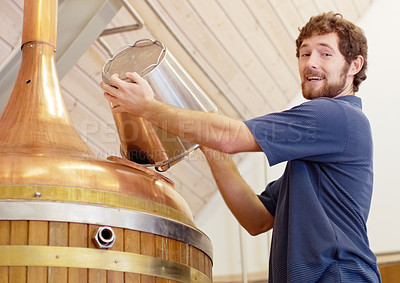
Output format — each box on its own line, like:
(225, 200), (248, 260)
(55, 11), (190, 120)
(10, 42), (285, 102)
(296, 12), (368, 92)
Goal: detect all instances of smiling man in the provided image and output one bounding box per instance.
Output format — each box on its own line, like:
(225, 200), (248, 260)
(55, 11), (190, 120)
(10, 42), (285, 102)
(101, 12), (381, 283)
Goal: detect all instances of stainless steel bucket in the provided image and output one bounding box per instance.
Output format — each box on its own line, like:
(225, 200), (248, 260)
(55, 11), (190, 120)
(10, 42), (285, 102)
(102, 39), (217, 172)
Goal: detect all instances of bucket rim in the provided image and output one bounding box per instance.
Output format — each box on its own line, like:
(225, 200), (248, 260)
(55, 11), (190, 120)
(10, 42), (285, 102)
(102, 38), (166, 86)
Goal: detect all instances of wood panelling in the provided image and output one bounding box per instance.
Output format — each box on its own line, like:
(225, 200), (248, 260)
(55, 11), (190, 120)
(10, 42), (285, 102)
(49, 222), (68, 283)
(68, 223), (88, 282)
(0, 0), (23, 47)
(10, 221), (28, 283)
(353, 0), (373, 15)
(379, 263), (400, 283)
(124, 229), (141, 282)
(377, 251), (400, 283)
(0, 221), (10, 282)
(28, 221), (49, 283)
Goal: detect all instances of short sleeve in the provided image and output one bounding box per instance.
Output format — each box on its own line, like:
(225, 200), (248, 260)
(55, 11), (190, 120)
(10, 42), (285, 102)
(244, 98), (348, 166)
(258, 180), (280, 216)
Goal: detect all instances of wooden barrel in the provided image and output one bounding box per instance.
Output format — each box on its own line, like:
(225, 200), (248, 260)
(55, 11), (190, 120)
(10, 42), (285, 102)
(0, 185), (213, 283)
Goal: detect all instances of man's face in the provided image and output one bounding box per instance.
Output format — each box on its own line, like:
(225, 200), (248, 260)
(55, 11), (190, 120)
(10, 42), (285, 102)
(298, 33), (353, 100)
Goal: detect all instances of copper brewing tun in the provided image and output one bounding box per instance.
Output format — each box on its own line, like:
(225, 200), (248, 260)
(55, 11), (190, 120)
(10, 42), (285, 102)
(0, 0), (213, 282)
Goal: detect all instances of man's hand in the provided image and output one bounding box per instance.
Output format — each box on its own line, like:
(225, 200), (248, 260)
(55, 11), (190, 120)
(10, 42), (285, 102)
(100, 72), (157, 116)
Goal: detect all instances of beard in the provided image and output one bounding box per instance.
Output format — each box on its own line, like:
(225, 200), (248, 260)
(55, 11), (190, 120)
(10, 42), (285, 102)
(301, 63), (350, 100)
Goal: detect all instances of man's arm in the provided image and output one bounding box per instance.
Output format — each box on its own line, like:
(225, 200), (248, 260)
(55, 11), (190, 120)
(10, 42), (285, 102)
(200, 146), (274, 236)
(100, 72), (261, 153)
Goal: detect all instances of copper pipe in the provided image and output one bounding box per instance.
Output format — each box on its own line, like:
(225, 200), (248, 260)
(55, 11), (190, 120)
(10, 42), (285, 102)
(22, 0), (57, 47)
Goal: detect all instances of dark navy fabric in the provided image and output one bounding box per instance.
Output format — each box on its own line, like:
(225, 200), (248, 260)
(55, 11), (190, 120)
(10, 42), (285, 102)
(244, 96), (381, 282)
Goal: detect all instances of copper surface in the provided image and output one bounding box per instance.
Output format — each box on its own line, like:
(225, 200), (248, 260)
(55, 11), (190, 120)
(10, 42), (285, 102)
(0, 0), (194, 221)
(22, 0), (57, 47)
(0, 43), (92, 156)
(113, 113), (168, 164)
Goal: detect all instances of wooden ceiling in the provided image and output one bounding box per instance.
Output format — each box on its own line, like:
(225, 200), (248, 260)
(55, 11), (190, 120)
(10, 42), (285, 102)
(0, 0), (373, 216)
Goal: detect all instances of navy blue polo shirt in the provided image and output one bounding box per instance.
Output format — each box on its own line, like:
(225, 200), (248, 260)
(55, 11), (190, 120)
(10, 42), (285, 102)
(244, 96), (381, 282)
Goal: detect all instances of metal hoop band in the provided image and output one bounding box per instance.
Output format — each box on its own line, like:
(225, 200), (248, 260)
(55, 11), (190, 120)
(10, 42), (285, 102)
(0, 245), (211, 283)
(0, 200), (213, 260)
(21, 40), (56, 51)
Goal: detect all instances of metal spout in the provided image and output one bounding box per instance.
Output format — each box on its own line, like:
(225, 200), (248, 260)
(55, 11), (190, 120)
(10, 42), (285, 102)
(92, 226), (116, 249)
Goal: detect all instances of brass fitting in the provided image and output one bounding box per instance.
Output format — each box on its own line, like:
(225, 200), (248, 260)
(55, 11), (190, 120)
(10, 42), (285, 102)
(92, 226), (116, 249)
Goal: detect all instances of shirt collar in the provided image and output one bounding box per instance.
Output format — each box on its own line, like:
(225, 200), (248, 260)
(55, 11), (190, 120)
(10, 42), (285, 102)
(335, 95), (362, 109)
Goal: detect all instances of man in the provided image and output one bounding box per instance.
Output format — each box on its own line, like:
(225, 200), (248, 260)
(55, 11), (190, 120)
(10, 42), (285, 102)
(101, 12), (381, 282)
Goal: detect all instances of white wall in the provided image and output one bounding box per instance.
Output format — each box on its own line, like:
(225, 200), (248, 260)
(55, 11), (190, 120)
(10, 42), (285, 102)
(195, 0), (400, 278)
(357, 0), (400, 253)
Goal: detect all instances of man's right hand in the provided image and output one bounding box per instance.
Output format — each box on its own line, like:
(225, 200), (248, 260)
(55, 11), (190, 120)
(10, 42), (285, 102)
(100, 72), (157, 117)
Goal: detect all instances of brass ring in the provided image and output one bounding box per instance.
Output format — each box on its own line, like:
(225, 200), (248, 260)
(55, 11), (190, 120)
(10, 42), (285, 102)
(0, 245), (211, 283)
(0, 184), (194, 226)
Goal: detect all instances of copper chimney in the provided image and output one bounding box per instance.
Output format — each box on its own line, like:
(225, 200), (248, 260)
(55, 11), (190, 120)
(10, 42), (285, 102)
(0, 1), (213, 281)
